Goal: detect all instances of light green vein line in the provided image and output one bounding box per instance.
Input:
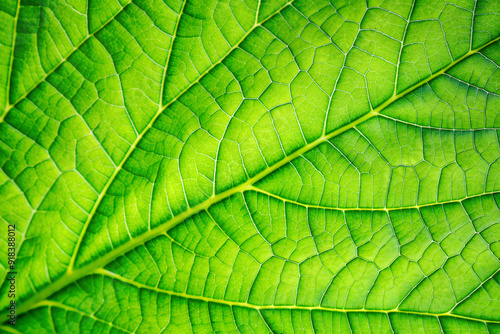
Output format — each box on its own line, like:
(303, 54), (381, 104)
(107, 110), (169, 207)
(160, 0), (294, 107)
(246, 187), (500, 212)
(4, 35), (500, 322)
(393, 0), (415, 96)
(0, 0), (133, 122)
(68, 0), (295, 271)
(66, 0), (190, 270)
(158, 0), (187, 113)
(0, 325), (23, 334)
(2, 0), (21, 119)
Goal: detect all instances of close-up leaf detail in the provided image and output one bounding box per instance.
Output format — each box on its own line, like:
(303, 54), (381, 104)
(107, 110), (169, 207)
(1, 0), (500, 332)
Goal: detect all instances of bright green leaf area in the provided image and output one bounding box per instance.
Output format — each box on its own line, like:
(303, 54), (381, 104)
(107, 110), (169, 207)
(1, 0), (500, 332)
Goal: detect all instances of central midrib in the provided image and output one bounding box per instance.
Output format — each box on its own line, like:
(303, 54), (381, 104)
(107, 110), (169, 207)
(6, 32), (500, 325)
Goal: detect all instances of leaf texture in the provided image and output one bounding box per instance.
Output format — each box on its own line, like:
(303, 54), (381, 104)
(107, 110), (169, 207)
(0, 0), (500, 332)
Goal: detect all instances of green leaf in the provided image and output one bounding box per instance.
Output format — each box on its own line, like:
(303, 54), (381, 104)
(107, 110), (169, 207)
(1, 0), (500, 332)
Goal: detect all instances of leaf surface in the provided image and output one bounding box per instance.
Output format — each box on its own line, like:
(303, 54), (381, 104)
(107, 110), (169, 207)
(1, 0), (500, 332)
